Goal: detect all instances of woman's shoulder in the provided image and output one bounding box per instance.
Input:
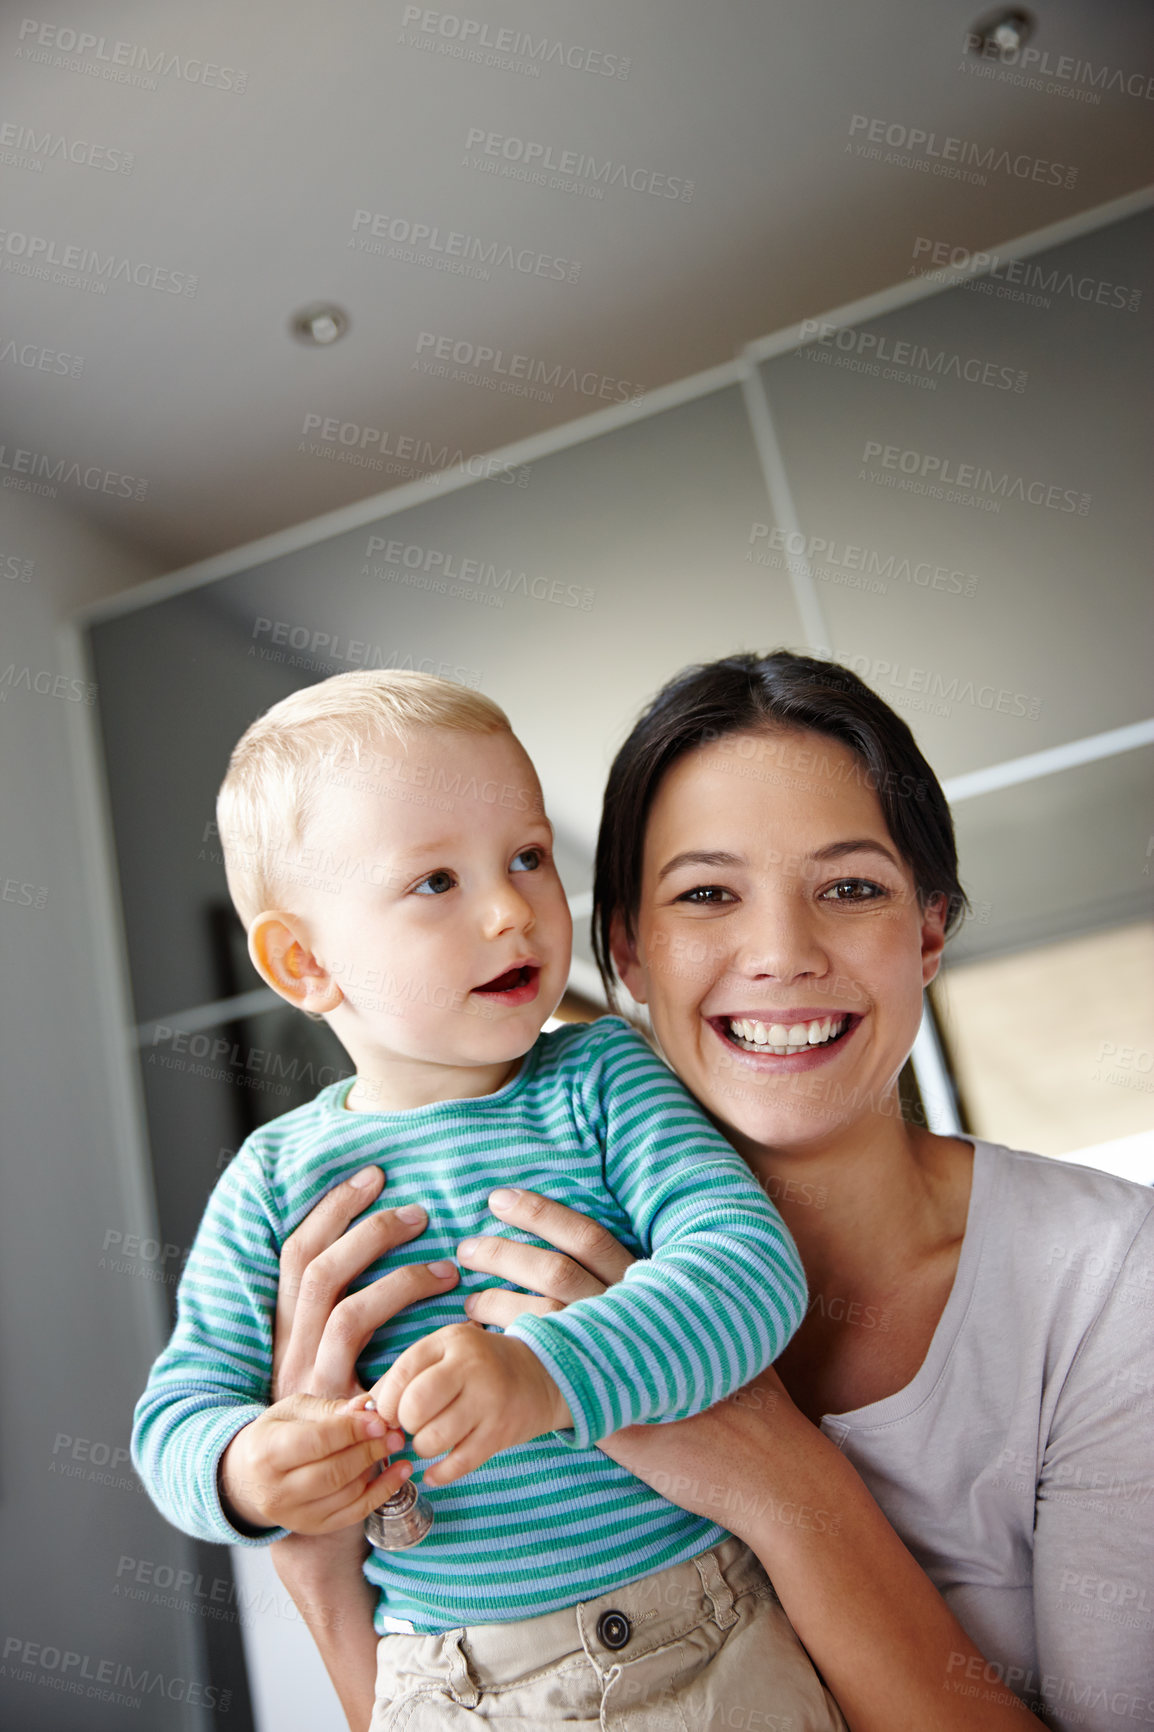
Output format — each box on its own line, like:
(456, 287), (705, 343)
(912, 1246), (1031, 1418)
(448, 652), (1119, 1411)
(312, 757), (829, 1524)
(966, 1137), (1154, 1330)
(973, 1136), (1154, 1239)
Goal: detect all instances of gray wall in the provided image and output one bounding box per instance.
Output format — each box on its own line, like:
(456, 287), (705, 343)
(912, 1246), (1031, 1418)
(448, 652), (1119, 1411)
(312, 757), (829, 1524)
(0, 493), (231, 1730)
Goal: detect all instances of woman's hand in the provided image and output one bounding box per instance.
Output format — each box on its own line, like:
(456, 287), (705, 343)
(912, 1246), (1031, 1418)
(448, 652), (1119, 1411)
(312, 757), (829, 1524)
(267, 1164), (460, 1732)
(456, 1184), (637, 1321)
(273, 1165), (459, 1403)
(234, 1166), (460, 1533)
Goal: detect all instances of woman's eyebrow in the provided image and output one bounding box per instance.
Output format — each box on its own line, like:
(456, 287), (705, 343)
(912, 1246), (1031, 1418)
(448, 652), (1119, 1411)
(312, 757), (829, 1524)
(657, 849), (746, 882)
(656, 840), (903, 882)
(811, 839), (902, 868)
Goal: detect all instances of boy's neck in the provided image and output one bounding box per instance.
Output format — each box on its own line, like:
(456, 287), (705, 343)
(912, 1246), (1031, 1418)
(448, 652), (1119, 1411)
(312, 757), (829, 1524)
(342, 1050), (527, 1115)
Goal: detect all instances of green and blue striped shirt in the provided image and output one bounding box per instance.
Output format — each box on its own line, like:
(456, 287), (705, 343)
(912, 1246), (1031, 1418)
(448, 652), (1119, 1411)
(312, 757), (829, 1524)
(132, 1017), (806, 1631)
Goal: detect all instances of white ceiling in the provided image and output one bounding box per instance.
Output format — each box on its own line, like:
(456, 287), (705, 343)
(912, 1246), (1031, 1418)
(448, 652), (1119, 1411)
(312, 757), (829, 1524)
(3, 0), (1153, 567)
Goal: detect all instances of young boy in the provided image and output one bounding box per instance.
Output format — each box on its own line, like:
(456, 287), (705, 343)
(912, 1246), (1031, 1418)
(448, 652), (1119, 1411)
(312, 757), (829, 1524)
(132, 671), (845, 1729)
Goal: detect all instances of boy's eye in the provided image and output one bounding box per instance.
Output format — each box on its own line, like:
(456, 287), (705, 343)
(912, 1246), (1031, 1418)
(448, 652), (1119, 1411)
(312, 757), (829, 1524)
(412, 870), (456, 896)
(819, 878), (886, 902)
(510, 848), (542, 873)
(676, 885), (735, 905)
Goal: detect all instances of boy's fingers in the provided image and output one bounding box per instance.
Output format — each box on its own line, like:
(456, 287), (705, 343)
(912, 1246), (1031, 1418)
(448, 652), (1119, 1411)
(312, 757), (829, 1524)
(338, 1460), (416, 1531)
(368, 1324), (462, 1424)
(456, 1234), (606, 1305)
(363, 1458), (413, 1508)
(298, 1458), (415, 1534)
(263, 1398), (388, 1473)
(396, 1364), (471, 1447)
(316, 1456), (413, 1530)
(342, 1401), (405, 1455)
(463, 1289), (562, 1326)
(285, 1432), (395, 1503)
(266, 1391), (360, 1431)
(312, 1261), (459, 1396)
(420, 1423), (486, 1488)
(262, 1433), (400, 1528)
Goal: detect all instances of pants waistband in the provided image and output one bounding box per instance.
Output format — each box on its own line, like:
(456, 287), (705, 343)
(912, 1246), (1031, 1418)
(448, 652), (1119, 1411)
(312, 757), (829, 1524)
(379, 1534), (773, 1695)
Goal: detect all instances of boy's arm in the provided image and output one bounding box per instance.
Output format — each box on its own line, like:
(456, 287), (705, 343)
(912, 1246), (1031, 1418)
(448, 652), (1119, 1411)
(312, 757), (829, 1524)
(133, 1155), (400, 1542)
(131, 1148), (298, 1544)
(503, 1019), (807, 1448)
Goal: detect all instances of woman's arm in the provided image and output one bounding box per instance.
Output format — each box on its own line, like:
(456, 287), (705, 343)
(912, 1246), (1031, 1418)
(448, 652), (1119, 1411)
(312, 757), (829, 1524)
(463, 1189), (1043, 1732)
(600, 1374), (1037, 1732)
(266, 1167), (461, 1732)
(269, 1529), (381, 1732)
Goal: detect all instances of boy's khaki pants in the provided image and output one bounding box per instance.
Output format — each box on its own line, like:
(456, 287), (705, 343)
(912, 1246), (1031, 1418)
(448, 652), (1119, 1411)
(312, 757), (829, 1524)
(370, 1534), (847, 1730)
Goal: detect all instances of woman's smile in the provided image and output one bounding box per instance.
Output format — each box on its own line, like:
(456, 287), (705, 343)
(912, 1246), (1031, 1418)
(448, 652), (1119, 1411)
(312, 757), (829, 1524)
(708, 1009), (861, 1068)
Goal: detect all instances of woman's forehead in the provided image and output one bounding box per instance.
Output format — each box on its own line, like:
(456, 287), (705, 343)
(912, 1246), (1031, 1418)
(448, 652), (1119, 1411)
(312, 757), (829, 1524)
(645, 728), (897, 855)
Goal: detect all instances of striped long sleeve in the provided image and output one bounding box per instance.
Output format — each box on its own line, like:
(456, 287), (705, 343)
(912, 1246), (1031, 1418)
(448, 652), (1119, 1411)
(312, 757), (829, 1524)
(131, 1154), (291, 1546)
(507, 1020), (806, 1446)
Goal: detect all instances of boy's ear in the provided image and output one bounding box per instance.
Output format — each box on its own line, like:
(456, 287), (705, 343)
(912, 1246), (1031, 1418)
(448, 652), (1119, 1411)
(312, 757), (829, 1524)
(608, 911), (648, 1007)
(248, 913), (343, 1016)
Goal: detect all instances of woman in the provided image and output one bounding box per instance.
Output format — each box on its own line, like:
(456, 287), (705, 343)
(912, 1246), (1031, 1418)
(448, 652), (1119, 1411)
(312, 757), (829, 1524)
(266, 651), (1154, 1731)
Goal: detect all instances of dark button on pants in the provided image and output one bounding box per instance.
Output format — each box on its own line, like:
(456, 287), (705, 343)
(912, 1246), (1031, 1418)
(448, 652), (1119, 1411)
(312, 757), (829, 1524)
(596, 1609), (631, 1650)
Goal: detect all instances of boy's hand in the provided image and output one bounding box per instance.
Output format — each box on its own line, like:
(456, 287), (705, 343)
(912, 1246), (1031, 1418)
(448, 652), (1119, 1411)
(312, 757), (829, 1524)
(219, 1393), (408, 1534)
(367, 1324), (572, 1488)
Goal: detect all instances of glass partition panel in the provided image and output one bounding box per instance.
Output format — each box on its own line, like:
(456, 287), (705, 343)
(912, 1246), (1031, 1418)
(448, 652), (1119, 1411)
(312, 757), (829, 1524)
(933, 746), (1154, 1158)
(758, 209), (1153, 780)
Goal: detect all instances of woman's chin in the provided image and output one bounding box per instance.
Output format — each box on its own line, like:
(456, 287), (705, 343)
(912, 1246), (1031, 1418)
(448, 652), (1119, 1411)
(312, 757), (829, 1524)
(689, 1040), (880, 1154)
(720, 1094), (858, 1157)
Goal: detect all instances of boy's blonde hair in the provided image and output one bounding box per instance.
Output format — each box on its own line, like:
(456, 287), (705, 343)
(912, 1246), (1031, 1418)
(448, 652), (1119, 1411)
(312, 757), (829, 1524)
(217, 669), (511, 927)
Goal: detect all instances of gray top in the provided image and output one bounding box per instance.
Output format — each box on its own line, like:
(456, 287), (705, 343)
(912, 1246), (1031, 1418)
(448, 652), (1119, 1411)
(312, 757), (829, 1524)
(821, 1138), (1154, 1729)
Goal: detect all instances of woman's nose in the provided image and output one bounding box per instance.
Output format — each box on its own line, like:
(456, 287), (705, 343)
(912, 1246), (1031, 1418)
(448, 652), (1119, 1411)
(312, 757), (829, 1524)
(732, 899), (828, 983)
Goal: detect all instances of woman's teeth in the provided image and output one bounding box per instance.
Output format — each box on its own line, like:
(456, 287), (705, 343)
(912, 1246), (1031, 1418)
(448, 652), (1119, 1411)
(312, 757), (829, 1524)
(726, 1015), (848, 1055)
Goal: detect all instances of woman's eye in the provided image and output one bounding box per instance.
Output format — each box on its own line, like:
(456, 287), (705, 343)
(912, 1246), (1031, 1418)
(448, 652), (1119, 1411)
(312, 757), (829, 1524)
(510, 848), (542, 873)
(413, 870), (456, 896)
(820, 878), (886, 902)
(676, 885), (735, 905)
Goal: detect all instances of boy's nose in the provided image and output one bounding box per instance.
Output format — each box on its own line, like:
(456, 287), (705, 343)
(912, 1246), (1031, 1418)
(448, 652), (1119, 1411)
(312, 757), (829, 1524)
(482, 883), (536, 939)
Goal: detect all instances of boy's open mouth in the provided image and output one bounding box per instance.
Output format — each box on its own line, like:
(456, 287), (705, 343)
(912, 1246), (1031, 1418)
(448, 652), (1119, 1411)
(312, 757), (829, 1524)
(473, 964), (540, 998)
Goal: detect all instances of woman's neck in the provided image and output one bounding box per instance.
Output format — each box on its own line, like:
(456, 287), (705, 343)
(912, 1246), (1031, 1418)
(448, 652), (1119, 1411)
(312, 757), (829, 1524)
(730, 1115), (972, 1294)
(728, 1114), (975, 1420)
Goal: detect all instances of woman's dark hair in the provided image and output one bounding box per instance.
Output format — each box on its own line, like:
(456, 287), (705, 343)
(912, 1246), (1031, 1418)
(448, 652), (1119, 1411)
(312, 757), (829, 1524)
(592, 650), (968, 1003)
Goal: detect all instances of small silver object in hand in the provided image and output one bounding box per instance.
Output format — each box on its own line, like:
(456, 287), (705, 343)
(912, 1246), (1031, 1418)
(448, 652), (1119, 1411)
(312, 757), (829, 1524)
(365, 1477), (434, 1550)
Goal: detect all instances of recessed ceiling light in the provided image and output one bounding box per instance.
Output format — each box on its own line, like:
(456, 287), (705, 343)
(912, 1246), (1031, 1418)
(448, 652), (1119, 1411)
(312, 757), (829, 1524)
(968, 8), (1035, 58)
(289, 304), (349, 346)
